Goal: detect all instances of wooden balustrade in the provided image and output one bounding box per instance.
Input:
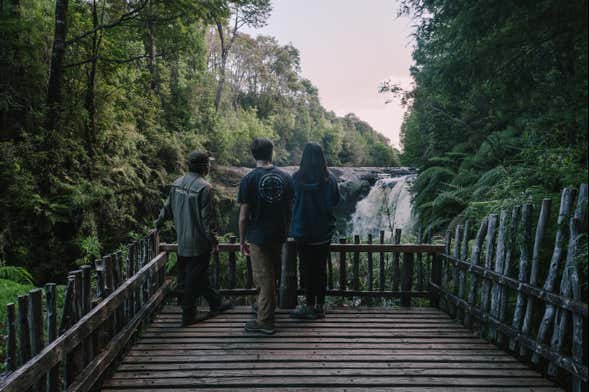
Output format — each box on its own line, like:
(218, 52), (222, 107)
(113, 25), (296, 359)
(160, 234), (444, 306)
(0, 230), (168, 392)
(431, 184), (588, 391)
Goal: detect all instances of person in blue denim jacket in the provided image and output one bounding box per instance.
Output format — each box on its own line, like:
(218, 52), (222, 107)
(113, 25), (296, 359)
(289, 143), (340, 319)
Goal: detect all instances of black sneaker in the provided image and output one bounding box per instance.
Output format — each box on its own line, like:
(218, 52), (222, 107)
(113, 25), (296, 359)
(314, 304), (326, 319)
(244, 320), (275, 335)
(181, 310), (208, 327)
(290, 305), (318, 320)
(209, 301), (233, 317)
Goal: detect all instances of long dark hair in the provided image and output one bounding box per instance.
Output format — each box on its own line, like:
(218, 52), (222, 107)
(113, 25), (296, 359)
(296, 142), (329, 184)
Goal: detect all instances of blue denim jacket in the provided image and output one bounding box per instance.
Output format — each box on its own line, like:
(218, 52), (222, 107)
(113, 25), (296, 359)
(289, 172), (340, 244)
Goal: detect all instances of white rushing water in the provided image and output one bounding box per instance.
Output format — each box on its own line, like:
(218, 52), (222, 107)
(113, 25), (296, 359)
(349, 174), (415, 239)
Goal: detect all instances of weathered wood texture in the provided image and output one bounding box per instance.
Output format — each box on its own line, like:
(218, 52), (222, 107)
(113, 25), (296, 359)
(0, 230), (166, 392)
(100, 306), (561, 392)
(435, 184), (588, 390)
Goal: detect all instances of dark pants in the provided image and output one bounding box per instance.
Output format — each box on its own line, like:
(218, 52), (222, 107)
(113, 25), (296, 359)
(178, 254), (221, 311)
(298, 242), (329, 306)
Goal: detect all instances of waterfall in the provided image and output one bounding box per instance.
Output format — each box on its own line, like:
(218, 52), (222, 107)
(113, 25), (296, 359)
(348, 174), (415, 239)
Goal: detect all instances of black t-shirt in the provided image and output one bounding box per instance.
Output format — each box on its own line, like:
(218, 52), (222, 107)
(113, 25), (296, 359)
(237, 166), (294, 246)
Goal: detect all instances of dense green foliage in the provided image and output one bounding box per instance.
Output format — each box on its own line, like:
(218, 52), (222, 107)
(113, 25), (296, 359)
(395, 0), (588, 232)
(0, 0), (399, 283)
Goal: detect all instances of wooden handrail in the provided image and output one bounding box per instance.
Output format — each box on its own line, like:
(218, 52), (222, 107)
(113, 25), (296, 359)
(0, 236), (168, 392)
(160, 242), (445, 254)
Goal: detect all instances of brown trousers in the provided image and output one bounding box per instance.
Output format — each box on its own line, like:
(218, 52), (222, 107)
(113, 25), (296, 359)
(249, 242), (283, 325)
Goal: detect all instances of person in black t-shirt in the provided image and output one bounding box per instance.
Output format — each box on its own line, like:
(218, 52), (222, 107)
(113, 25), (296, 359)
(238, 138), (293, 335)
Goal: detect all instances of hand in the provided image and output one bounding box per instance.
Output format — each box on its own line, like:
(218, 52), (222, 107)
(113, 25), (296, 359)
(240, 241), (250, 256)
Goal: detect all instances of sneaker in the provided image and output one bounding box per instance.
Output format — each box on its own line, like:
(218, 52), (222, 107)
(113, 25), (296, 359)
(314, 304), (326, 319)
(244, 320), (275, 335)
(209, 300), (233, 317)
(290, 305), (318, 320)
(181, 309), (208, 327)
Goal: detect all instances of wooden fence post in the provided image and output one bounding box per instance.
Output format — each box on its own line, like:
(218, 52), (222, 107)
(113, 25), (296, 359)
(509, 204), (532, 351)
(5, 303), (16, 372)
(416, 226), (423, 292)
(567, 183), (588, 392)
(401, 252), (414, 307)
(465, 217), (488, 329)
(440, 230), (451, 311)
(279, 239), (297, 309)
(352, 235), (360, 291)
(520, 198), (551, 357)
(489, 210), (508, 340)
(338, 238), (347, 290)
(45, 283), (58, 392)
(451, 224), (463, 319)
(480, 214), (498, 327)
(28, 288), (44, 392)
(229, 236), (237, 289)
(458, 221), (469, 322)
(391, 228), (402, 292)
(17, 295), (31, 366)
(430, 253), (442, 308)
(367, 234), (373, 292)
(379, 231), (385, 291)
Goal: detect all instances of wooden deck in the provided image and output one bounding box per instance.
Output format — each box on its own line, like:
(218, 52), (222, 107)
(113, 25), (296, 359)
(101, 305), (563, 392)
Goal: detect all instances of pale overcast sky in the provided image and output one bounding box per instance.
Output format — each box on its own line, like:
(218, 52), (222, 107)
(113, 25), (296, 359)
(244, 0), (415, 149)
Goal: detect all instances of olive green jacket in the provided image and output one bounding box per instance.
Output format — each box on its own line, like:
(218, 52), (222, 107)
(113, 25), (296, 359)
(156, 172), (218, 257)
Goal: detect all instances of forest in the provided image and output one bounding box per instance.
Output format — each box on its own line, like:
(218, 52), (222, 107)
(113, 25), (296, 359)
(0, 0), (400, 284)
(390, 0), (588, 234)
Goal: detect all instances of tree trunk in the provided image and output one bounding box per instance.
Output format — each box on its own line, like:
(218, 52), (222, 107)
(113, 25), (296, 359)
(46, 0), (69, 131)
(84, 0), (100, 176)
(144, 6), (159, 94)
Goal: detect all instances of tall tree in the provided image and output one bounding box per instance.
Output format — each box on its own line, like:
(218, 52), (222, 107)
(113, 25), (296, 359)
(213, 0), (271, 111)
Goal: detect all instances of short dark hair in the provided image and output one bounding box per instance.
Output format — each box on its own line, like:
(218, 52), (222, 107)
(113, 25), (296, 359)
(251, 138), (273, 161)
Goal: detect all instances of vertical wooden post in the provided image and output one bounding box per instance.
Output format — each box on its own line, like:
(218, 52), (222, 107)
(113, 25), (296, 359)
(440, 230), (451, 311)
(489, 210), (507, 342)
(5, 303), (16, 371)
(246, 256), (253, 289)
(17, 295), (31, 366)
(28, 288), (44, 392)
(458, 221), (469, 322)
(391, 228), (401, 293)
(126, 244), (136, 319)
(520, 198), (551, 357)
(532, 187), (575, 364)
(430, 253), (442, 307)
(279, 239), (297, 309)
(212, 251), (220, 289)
(379, 231), (385, 291)
(498, 207), (519, 345)
(509, 204), (532, 350)
(352, 235), (360, 291)
(327, 251), (334, 290)
(480, 214), (498, 321)
(416, 227), (423, 292)
(367, 234), (373, 292)
(229, 236), (237, 289)
(338, 238), (347, 290)
(451, 224), (463, 319)
(80, 265), (92, 365)
(401, 253), (414, 307)
(567, 184), (588, 392)
(465, 217), (489, 329)
(45, 283), (58, 392)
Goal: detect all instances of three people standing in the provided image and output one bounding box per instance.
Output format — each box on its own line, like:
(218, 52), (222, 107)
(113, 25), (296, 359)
(157, 139), (339, 332)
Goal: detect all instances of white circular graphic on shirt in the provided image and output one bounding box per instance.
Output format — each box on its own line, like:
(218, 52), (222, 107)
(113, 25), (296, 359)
(258, 173), (285, 203)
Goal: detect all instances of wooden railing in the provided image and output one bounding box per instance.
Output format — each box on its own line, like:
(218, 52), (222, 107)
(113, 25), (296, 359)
(160, 233), (445, 308)
(0, 231), (168, 392)
(432, 184), (588, 391)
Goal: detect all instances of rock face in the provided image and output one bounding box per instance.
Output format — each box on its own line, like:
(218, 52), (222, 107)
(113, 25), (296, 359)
(210, 166), (416, 236)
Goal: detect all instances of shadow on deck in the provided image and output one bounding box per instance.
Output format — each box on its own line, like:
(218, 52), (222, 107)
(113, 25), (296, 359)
(101, 306), (562, 392)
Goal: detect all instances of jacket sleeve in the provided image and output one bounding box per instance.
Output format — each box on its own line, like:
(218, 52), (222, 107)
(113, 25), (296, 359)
(155, 192), (172, 229)
(199, 185), (219, 244)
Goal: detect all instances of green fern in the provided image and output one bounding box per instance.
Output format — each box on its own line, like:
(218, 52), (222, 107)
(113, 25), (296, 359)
(0, 266), (35, 285)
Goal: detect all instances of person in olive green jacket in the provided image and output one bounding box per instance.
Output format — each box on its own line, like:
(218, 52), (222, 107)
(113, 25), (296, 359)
(155, 151), (232, 326)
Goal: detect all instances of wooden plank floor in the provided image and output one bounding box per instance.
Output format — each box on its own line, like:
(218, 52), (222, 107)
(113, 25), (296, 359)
(101, 305), (562, 392)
